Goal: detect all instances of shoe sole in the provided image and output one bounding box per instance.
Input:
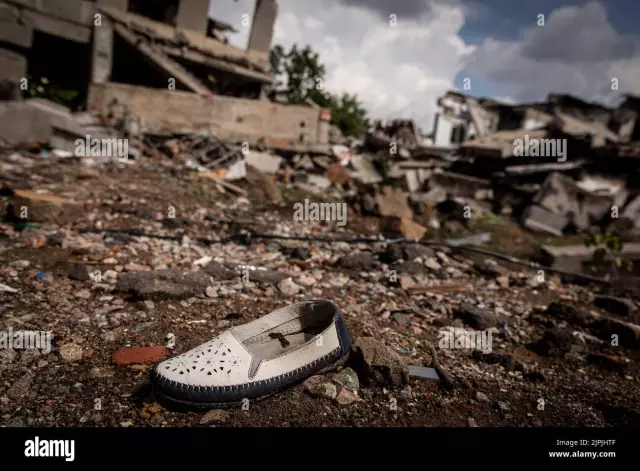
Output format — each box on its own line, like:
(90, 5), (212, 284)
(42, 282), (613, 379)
(152, 349), (350, 410)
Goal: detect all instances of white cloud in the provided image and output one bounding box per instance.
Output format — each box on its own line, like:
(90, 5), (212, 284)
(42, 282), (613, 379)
(464, 1), (640, 105)
(209, 0), (475, 132)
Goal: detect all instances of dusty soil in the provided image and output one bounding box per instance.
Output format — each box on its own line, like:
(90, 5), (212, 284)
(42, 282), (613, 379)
(1, 155), (639, 428)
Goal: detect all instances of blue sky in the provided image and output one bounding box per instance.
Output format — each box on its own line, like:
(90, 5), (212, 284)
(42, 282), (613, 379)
(454, 0), (640, 100)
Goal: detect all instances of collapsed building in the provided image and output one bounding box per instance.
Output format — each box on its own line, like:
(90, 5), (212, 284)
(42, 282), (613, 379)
(0, 0), (331, 151)
(378, 90), (640, 244)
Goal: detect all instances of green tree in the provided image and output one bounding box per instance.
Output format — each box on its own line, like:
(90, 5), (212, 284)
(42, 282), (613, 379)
(268, 44), (369, 138)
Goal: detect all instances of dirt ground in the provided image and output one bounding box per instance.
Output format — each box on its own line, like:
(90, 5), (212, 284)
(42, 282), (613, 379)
(1, 155), (639, 428)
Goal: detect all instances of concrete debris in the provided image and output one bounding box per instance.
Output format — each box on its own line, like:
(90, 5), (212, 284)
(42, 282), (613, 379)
(326, 163), (351, 185)
(406, 365), (440, 380)
(11, 189), (85, 223)
(0, 282), (19, 293)
(380, 216), (427, 240)
(375, 187), (413, 220)
(446, 232), (492, 247)
(521, 205), (568, 236)
(244, 150), (283, 175)
(350, 337), (409, 387)
(116, 269), (212, 300)
(533, 173), (614, 231)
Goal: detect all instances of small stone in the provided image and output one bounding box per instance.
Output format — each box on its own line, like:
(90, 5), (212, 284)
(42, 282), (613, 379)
(10, 260), (31, 269)
(476, 391), (490, 402)
(455, 303), (500, 330)
(530, 327), (574, 357)
(112, 346), (167, 365)
(392, 312), (411, 327)
(399, 276), (415, 290)
(399, 385), (413, 401)
(200, 409), (230, 425)
(117, 269), (212, 300)
(19, 348), (41, 365)
(205, 286), (217, 298)
(334, 388), (360, 405)
(7, 373), (31, 399)
(332, 367), (360, 392)
(351, 337), (408, 387)
(75, 289), (92, 299)
(90, 367), (114, 378)
(125, 263), (149, 272)
(308, 381), (338, 400)
(296, 274), (316, 287)
(6, 416), (26, 427)
(144, 300), (155, 310)
(425, 258), (442, 271)
(59, 343), (83, 362)
(281, 246), (311, 260)
(497, 401), (510, 411)
(0, 348), (18, 364)
(336, 253), (378, 271)
(496, 275), (510, 289)
(468, 417), (478, 427)
(68, 263), (90, 281)
(277, 277), (302, 296)
(135, 322), (155, 333)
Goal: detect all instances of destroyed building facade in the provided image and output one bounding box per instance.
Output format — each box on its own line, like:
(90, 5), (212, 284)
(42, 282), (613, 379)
(0, 0), (332, 150)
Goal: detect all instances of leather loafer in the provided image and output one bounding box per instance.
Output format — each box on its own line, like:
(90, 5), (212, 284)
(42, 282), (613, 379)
(150, 300), (351, 407)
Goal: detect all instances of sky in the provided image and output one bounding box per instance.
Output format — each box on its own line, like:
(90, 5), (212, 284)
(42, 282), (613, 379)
(209, 0), (640, 132)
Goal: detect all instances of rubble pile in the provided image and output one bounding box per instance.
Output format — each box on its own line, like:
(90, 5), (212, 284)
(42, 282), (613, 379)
(2, 72), (640, 429)
(1, 107), (640, 426)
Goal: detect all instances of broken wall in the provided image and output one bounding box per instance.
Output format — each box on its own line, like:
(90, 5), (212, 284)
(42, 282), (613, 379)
(88, 82), (329, 147)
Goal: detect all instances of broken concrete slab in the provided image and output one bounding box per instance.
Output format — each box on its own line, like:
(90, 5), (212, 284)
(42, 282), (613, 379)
(326, 163), (350, 185)
(455, 303), (501, 330)
(116, 269), (212, 300)
(376, 186), (413, 220)
(113, 23), (211, 95)
(521, 205), (568, 236)
(620, 194), (640, 231)
(0, 99), (88, 152)
(380, 216), (426, 240)
(331, 144), (352, 164)
(100, 5), (269, 72)
(203, 262), (237, 280)
(11, 189), (86, 223)
(244, 164), (282, 202)
(295, 174), (332, 196)
(335, 252), (378, 271)
(407, 365), (440, 380)
(446, 232), (492, 247)
(533, 173), (614, 230)
(0, 49), (27, 100)
(244, 150), (283, 174)
(349, 154), (382, 184)
(350, 337), (408, 387)
(540, 243), (640, 273)
(88, 83), (328, 149)
(430, 171), (491, 199)
(0, 3), (33, 48)
(460, 129), (549, 158)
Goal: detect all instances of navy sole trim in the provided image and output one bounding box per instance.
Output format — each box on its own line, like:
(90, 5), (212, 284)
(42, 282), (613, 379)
(150, 347), (350, 409)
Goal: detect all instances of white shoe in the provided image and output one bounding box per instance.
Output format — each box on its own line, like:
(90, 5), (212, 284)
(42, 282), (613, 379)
(150, 300), (351, 407)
